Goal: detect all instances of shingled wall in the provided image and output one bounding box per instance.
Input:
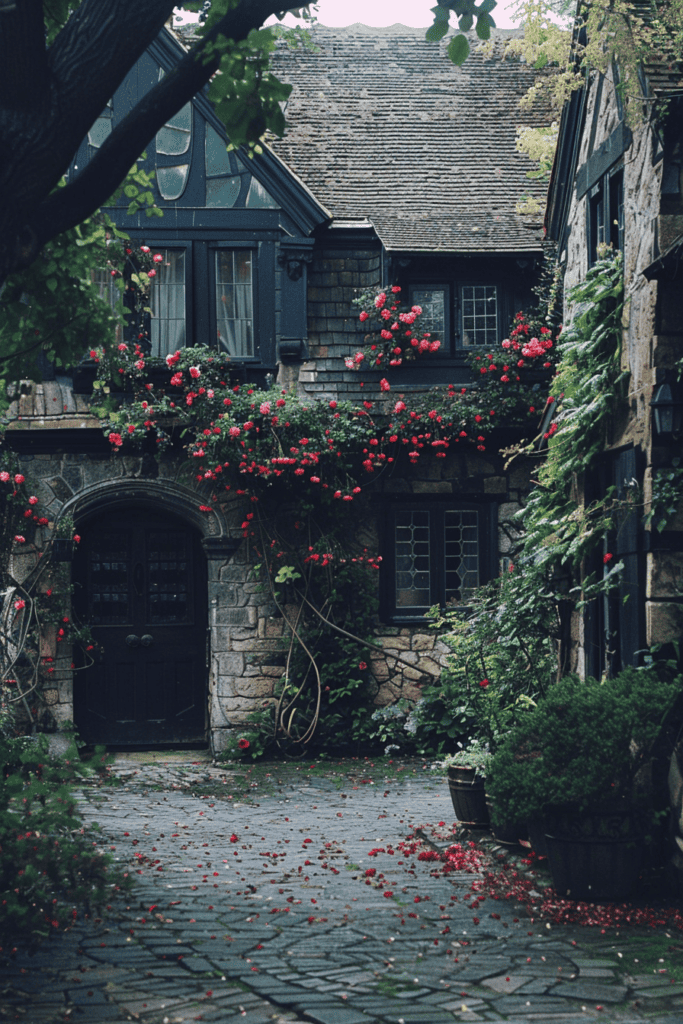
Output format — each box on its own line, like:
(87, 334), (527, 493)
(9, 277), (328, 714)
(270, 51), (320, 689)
(297, 244), (382, 405)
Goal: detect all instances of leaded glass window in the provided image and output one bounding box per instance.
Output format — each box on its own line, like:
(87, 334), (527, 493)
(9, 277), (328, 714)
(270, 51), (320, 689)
(90, 533), (131, 625)
(444, 509), (479, 604)
(147, 531), (190, 624)
(395, 510), (431, 608)
(411, 288), (446, 337)
(387, 504), (486, 619)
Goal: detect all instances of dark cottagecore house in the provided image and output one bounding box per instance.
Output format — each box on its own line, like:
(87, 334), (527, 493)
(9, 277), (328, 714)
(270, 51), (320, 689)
(6, 22), (551, 753)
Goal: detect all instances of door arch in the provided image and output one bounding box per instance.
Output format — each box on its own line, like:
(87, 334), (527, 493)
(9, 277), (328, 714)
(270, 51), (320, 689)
(73, 506), (207, 747)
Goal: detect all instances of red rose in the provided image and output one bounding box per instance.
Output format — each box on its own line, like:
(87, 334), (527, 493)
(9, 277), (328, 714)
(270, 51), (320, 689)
(479, 678), (489, 688)
(237, 738), (250, 750)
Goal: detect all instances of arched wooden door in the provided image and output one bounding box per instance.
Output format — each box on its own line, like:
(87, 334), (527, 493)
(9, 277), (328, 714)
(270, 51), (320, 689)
(73, 508), (207, 747)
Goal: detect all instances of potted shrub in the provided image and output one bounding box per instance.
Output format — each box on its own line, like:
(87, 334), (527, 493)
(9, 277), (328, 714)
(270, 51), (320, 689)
(486, 667), (682, 900)
(437, 739), (491, 827)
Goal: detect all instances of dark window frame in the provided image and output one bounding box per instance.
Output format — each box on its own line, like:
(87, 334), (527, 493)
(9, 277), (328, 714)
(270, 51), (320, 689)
(408, 280), (501, 357)
(588, 164), (624, 265)
(208, 241), (259, 363)
(380, 498), (497, 624)
(121, 239), (269, 365)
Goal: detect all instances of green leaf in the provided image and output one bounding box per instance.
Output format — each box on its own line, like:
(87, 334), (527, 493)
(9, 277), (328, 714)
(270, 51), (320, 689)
(459, 13), (473, 31)
(475, 13), (492, 39)
(448, 33), (470, 64)
(45, 278), (57, 292)
(426, 20), (449, 41)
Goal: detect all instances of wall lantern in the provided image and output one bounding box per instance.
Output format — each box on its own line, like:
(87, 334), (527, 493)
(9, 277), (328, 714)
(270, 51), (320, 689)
(650, 379), (683, 443)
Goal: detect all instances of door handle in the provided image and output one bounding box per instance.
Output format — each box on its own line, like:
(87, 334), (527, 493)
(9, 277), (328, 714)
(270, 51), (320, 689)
(125, 634), (154, 648)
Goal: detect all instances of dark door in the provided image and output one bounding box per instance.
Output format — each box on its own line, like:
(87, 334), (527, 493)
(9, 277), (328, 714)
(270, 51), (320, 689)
(73, 508), (207, 747)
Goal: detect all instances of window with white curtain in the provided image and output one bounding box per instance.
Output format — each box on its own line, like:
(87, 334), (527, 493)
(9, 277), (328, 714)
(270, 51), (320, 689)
(149, 249), (186, 357)
(214, 249), (254, 358)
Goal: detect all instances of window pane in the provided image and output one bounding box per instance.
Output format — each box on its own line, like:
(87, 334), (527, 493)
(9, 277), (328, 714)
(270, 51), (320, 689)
(444, 509), (479, 604)
(147, 531), (190, 625)
(205, 125), (234, 177)
(461, 285), (498, 347)
(395, 510), (431, 608)
(157, 164), (189, 201)
(411, 288), (445, 337)
(215, 250), (254, 358)
(156, 84), (192, 155)
(90, 533), (131, 625)
(206, 176), (241, 208)
(150, 250), (186, 357)
(246, 177), (279, 209)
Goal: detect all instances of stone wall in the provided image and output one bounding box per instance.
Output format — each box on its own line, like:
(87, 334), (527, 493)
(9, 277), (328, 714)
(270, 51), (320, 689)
(559, 69), (683, 661)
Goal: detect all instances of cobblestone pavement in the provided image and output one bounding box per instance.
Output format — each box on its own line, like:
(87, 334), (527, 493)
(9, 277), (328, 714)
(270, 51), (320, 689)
(2, 754), (683, 1024)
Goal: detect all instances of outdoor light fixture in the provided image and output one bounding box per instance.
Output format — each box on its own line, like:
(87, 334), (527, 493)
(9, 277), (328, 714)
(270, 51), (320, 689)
(651, 379), (683, 443)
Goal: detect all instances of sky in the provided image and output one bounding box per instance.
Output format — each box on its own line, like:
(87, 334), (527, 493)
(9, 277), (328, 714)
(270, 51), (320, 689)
(294, 0), (520, 29)
(175, 2), (522, 31)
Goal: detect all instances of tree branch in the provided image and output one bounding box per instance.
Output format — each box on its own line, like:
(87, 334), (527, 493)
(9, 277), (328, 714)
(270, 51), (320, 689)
(0, 0), (48, 110)
(12, 0), (289, 272)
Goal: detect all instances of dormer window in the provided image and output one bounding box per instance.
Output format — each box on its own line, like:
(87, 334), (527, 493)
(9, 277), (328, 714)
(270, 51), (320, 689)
(409, 282), (500, 354)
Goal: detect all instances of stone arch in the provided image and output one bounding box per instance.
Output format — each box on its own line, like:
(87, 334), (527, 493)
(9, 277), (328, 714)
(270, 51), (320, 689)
(62, 478), (230, 541)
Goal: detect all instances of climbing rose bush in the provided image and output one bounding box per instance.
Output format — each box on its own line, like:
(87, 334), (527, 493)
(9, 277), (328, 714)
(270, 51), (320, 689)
(347, 285), (441, 370)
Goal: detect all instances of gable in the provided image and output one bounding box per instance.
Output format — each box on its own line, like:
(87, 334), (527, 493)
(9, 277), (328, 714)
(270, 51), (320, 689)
(71, 28), (329, 238)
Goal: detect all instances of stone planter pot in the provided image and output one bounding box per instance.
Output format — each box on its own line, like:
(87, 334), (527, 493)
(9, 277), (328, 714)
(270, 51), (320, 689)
(447, 766), (489, 827)
(543, 807), (643, 901)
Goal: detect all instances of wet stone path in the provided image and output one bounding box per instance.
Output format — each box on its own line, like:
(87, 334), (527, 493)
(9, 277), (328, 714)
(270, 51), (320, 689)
(2, 755), (683, 1023)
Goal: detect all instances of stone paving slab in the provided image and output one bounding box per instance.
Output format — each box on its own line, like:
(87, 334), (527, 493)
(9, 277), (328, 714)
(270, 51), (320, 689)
(1, 756), (683, 1023)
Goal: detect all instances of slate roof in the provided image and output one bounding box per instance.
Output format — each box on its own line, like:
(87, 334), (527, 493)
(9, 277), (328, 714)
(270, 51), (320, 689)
(269, 24), (554, 253)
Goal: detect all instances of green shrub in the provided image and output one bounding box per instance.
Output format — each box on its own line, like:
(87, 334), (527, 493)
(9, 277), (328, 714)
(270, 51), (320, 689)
(0, 727), (125, 949)
(486, 667), (682, 826)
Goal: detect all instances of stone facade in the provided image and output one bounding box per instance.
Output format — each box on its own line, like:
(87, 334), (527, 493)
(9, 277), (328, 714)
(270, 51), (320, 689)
(549, 67), (683, 674)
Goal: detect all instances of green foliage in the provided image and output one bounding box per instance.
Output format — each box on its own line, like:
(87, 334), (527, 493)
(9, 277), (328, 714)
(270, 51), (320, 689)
(201, 26), (292, 151)
(486, 667), (683, 824)
(0, 160), (162, 399)
(428, 0), (500, 65)
(424, 567), (556, 748)
(0, 215), (121, 402)
(0, 721), (125, 948)
(435, 737), (491, 777)
(521, 252), (626, 604)
(646, 458), (683, 532)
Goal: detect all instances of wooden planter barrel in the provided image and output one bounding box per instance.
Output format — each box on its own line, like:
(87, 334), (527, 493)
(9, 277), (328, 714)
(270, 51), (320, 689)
(447, 766), (490, 827)
(543, 808), (643, 901)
